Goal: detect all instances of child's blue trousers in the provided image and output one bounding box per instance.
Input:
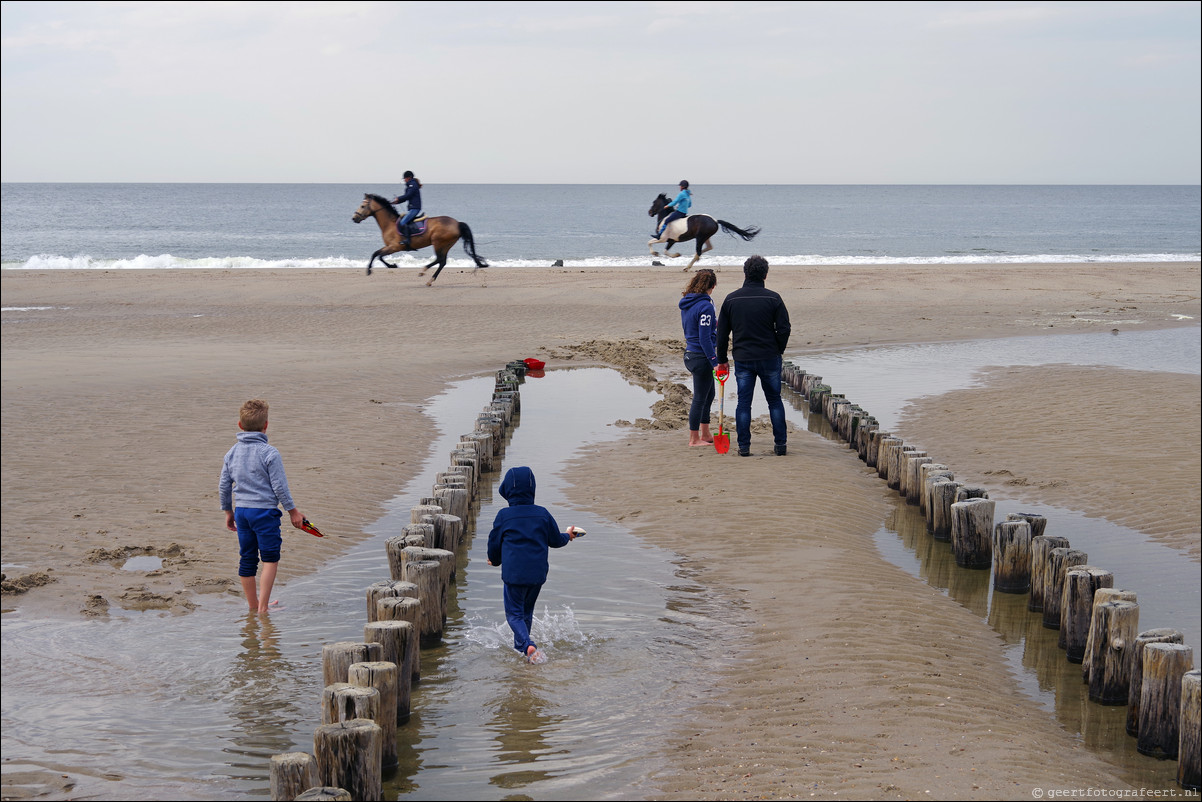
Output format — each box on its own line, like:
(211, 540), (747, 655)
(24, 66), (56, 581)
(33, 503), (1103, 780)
(502, 582), (542, 654)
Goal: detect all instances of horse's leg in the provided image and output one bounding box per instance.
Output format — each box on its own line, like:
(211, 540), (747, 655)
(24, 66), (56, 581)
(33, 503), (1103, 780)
(666, 238), (681, 259)
(648, 237), (661, 258)
(425, 251), (449, 286)
(686, 238), (712, 272)
(367, 246), (402, 275)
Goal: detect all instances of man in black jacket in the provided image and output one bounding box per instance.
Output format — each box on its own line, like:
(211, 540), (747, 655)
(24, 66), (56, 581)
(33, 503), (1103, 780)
(715, 255), (791, 457)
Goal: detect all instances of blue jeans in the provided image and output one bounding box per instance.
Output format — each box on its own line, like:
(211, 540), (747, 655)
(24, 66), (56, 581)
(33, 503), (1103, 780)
(734, 356), (786, 452)
(503, 582), (542, 654)
(683, 351), (715, 431)
(656, 210), (685, 237)
(399, 209), (420, 236)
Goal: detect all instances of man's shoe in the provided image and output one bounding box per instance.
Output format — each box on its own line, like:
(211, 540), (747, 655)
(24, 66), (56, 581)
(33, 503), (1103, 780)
(738, 449), (751, 457)
(775, 445), (787, 456)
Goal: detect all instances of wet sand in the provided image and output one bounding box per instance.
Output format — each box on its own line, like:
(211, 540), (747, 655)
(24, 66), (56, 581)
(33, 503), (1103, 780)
(2, 262), (1199, 798)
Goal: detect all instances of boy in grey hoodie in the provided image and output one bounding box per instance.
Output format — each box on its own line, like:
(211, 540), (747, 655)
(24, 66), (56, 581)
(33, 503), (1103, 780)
(219, 399), (305, 614)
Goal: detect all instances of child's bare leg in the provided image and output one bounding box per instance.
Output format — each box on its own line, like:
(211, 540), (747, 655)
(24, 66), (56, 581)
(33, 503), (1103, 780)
(257, 562), (279, 614)
(241, 575), (259, 613)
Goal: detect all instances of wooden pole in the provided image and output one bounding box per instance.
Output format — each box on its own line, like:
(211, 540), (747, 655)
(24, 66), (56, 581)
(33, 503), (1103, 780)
(294, 789), (351, 801)
(1042, 547), (1088, 630)
(433, 513), (464, 554)
(321, 642), (382, 688)
(1083, 588), (1138, 682)
(992, 519), (1032, 593)
(1136, 643), (1195, 758)
(1006, 511), (1047, 539)
(950, 497), (994, 569)
(1028, 535), (1071, 613)
(1087, 600), (1140, 705)
(930, 480), (963, 542)
(366, 580), (419, 624)
(363, 621), (416, 722)
(877, 437), (901, 481)
(270, 752), (319, 802)
(313, 719), (382, 802)
(904, 454), (933, 505)
(1180, 669), (1200, 791)
(919, 465), (952, 521)
(1127, 628), (1184, 735)
(347, 662), (398, 771)
(376, 596), (422, 685)
(1061, 566), (1113, 661)
(402, 559), (446, 645)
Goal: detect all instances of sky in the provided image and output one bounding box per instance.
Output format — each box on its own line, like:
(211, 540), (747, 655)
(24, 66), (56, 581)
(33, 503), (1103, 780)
(1, 1), (1199, 184)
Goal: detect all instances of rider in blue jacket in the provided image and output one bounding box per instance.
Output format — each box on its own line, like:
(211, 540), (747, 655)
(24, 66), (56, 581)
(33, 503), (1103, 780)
(392, 171), (423, 249)
(654, 180), (692, 238)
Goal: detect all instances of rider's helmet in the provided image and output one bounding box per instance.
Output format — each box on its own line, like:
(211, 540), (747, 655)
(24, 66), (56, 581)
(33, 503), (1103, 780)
(679, 180), (689, 189)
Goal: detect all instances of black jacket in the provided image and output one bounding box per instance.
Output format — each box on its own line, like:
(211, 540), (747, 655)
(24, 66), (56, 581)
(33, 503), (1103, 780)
(715, 278), (791, 363)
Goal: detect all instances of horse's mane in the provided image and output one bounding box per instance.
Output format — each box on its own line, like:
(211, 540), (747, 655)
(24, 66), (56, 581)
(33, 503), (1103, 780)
(366, 194), (398, 214)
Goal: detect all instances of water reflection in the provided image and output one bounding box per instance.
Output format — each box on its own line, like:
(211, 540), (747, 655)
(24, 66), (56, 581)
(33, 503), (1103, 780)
(776, 331), (1199, 790)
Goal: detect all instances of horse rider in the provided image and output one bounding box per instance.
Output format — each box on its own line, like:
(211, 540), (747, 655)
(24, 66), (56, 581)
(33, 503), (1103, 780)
(391, 171), (423, 249)
(654, 180), (692, 239)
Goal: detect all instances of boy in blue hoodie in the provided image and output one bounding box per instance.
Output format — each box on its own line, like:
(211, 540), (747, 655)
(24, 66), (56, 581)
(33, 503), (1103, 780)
(487, 466), (581, 664)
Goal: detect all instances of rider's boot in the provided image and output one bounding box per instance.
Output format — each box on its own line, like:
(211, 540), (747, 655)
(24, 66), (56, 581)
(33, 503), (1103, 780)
(402, 236), (411, 251)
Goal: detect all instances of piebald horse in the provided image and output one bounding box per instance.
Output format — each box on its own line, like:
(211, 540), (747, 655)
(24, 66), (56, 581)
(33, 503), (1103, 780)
(648, 193), (761, 272)
(352, 194), (488, 286)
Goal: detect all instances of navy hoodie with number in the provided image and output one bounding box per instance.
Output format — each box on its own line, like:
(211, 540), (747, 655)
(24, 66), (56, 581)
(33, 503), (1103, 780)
(487, 467), (569, 586)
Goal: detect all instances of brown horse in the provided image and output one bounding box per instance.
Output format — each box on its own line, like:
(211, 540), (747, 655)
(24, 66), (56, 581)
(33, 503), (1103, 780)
(352, 194), (488, 285)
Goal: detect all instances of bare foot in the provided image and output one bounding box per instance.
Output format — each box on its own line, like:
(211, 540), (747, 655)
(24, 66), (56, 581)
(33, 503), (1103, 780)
(526, 645), (547, 664)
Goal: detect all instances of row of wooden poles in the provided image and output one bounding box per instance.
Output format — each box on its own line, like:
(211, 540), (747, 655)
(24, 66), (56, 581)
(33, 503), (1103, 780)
(266, 361), (530, 801)
(782, 362), (1200, 791)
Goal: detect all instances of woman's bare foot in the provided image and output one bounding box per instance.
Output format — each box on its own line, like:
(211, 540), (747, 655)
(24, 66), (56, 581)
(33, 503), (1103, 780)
(526, 645), (547, 664)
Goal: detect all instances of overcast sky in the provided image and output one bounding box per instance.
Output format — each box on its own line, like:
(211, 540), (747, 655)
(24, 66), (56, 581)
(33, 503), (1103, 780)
(2, 1), (1199, 184)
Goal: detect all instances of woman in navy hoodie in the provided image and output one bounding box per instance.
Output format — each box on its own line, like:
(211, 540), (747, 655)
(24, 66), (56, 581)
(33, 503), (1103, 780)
(487, 466), (581, 663)
(678, 268), (720, 446)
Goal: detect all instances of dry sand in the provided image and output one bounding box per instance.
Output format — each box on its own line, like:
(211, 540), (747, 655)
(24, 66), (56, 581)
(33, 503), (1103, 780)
(2, 262), (1199, 798)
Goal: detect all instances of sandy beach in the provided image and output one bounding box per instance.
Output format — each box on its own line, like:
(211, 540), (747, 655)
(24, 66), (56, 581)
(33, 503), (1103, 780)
(2, 262), (1199, 799)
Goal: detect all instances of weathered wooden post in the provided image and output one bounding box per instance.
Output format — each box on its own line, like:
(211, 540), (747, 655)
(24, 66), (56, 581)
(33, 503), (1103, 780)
(930, 480), (963, 542)
(1180, 669), (1200, 791)
(321, 684), (380, 727)
(376, 596), (422, 684)
(363, 621), (415, 722)
(1028, 535), (1071, 613)
(313, 719), (382, 802)
(321, 642), (382, 688)
(904, 454), (933, 505)
(294, 789), (351, 801)
(347, 662), (398, 771)
(866, 430), (887, 469)
(920, 465), (952, 521)
(401, 545), (456, 608)
(950, 497), (994, 569)
(270, 752), (319, 801)
(1006, 511), (1047, 539)
(403, 560), (446, 645)
(877, 437), (901, 481)
(1061, 566), (1113, 661)
(887, 445), (916, 492)
(1136, 643), (1195, 758)
(366, 580), (419, 624)
(1042, 547), (1088, 630)
(1083, 588), (1138, 681)
(992, 519), (1032, 593)
(1127, 628), (1185, 735)
(1087, 600), (1140, 704)
(432, 513), (464, 555)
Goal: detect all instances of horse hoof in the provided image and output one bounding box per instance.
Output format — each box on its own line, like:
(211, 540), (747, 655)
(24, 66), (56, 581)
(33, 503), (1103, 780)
(425, 281), (434, 287)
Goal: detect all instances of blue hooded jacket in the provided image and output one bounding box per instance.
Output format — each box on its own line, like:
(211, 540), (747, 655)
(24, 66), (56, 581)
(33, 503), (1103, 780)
(487, 467), (569, 586)
(679, 292), (718, 367)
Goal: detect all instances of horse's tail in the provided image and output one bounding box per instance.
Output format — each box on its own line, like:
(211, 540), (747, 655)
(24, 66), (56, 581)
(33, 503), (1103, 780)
(459, 222), (489, 268)
(716, 220), (761, 242)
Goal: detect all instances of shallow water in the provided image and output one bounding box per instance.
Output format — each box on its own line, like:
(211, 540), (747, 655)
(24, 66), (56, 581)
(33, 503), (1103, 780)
(773, 326), (1200, 790)
(0, 367), (745, 801)
(2, 329), (1198, 799)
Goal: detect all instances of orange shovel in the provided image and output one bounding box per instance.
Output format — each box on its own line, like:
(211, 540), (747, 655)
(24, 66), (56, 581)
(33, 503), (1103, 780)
(713, 369), (730, 454)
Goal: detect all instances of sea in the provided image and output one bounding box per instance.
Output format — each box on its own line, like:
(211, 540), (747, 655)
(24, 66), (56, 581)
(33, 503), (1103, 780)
(1, 183), (1199, 270)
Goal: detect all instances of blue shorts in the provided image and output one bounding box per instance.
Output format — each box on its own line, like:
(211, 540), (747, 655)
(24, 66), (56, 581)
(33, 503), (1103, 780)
(234, 507), (282, 577)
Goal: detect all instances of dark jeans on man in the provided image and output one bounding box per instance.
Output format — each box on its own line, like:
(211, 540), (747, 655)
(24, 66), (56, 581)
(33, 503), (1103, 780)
(683, 351), (715, 431)
(734, 356), (786, 452)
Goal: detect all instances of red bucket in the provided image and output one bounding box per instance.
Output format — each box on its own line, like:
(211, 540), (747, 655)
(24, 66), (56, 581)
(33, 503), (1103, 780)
(523, 358), (546, 370)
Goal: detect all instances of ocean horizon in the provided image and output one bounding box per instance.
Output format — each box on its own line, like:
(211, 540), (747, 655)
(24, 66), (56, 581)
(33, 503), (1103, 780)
(3, 183), (1198, 270)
